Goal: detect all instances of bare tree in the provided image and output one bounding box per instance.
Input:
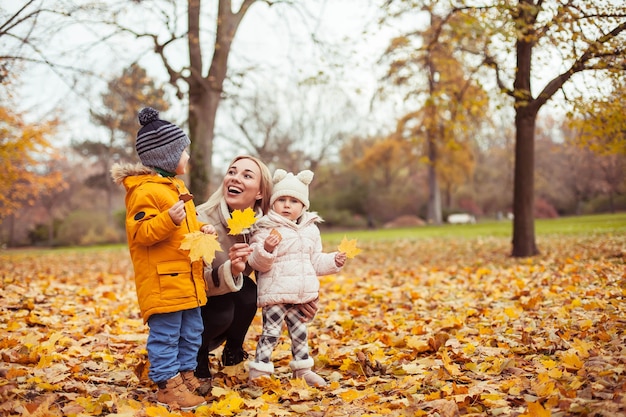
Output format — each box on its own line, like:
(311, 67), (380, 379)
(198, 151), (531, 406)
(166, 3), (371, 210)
(0, 1), (101, 95)
(219, 82), (356, 173)
(75, 63), (170, 225)
(84, 0), (306, 201)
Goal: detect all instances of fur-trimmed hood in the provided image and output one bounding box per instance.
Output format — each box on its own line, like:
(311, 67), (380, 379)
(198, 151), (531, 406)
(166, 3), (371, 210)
(110, 162), (155, 185)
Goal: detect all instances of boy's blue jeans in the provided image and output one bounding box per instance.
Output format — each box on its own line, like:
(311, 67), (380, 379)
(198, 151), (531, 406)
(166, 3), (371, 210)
(147, 307), (204, 384)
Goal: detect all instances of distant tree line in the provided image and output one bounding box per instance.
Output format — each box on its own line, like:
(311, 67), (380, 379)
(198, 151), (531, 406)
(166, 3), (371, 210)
(1, 1), (624, 255)
(2, 62), (623, 247)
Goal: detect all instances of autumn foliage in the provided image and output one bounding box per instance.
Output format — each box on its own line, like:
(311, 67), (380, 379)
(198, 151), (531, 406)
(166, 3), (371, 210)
(0, 232), (624, 416)
(0, 106), (66, 220)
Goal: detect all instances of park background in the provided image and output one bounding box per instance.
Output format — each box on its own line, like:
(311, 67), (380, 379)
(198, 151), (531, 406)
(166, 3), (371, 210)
(1, 1), (625, 251)
(1, 1), (625, 416)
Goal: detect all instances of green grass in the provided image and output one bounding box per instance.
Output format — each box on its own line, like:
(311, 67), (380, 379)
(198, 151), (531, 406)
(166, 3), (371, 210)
(3, 213), (624, 255)
(321, 212), (626, 244)
(1, 243), (127, 256)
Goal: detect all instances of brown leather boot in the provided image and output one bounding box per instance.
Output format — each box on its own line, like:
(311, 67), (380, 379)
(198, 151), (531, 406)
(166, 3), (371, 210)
(156, 373), (207, 411)
(181, 370), (211, 396)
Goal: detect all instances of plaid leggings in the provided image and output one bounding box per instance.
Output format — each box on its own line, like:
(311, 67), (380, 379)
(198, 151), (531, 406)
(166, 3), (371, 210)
(254, 304), (310, 364)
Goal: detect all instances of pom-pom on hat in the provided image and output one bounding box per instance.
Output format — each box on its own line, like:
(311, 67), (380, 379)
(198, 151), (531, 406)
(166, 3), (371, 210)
(270, 169), (314, 210)
(136, 107), (191, 173)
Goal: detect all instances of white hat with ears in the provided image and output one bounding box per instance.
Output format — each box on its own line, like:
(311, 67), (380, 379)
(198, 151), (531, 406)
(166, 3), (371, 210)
(269, 169), (314, 210)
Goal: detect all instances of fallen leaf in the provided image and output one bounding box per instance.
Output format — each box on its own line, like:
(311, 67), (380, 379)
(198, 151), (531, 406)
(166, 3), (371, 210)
(1, 232), (625, 416)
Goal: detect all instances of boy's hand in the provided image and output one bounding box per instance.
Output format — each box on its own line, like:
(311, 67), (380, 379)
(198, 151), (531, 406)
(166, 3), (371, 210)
(201, 224), (216, 234)
(335, 252), (347, 267)
(169, 200), (186, 225)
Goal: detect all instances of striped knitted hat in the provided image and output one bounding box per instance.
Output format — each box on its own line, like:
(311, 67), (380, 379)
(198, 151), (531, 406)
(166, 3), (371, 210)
(136, 107), (190, 173)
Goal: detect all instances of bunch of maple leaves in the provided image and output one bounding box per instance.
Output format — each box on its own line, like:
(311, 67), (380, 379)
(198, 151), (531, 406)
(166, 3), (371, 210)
(0, 232), (624, 417)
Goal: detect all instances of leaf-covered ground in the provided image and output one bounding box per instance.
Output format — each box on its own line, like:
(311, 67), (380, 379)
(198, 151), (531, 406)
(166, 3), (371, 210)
(0, 233), (624, 416)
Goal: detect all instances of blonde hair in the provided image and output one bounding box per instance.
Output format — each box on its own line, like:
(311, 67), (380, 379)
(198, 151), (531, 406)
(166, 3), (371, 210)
(200, 155), (272, 215)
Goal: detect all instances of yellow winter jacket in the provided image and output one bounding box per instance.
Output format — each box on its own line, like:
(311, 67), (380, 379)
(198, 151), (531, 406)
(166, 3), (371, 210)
(111, 163), (207, 323)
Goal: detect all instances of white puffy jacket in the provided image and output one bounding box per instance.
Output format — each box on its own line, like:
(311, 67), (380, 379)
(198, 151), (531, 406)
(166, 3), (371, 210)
(248, 210), (341, 307)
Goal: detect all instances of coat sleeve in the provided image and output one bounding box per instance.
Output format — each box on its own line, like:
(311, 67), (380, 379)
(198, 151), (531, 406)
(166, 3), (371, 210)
(248, 227), (275, 273)
(127, 185), (178, 246)
(311, 231), (341, 276)
(207, 259), (242, 290)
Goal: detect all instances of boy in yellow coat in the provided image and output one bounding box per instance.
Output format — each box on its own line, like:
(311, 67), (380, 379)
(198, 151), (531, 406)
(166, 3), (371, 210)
(111, 107), (212, 411)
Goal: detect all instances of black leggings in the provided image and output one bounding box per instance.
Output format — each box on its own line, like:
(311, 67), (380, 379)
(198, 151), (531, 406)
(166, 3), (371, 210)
(197, 276), (257, 371)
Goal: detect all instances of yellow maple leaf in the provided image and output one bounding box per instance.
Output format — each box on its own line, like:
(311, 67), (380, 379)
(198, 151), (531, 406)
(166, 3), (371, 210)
(531, 373), (556, 397)
(519, 401), (551, 417)
(406, 335), (430, 352)
(402, 363), (423, 375)
(227, 208), (257, 235)
(561, 351), (583, 370)
(179, 231), (222, 263)
(339, 388), (362, 402)
(146, 405), (180, 417)
(291, 404), (311, 413)
(208, 391), (245, 416)
(338, 235), (362, 258)
(441, 349), (462, 376)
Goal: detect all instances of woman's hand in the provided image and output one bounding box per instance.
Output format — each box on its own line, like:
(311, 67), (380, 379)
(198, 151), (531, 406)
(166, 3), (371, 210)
(229, 242), (252, 275)
(298, 297), (319, 322)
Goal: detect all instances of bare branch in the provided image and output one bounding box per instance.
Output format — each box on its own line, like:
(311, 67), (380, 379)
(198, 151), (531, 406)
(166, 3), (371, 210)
(536, 20), (626, 108)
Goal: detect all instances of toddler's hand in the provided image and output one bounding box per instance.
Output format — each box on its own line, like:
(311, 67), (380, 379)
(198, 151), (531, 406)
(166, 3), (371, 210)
(201, 224), (216, 234)
(264, 233), (281, 253)
(169, 200), (186, 225)
(335, 252), (347, 268)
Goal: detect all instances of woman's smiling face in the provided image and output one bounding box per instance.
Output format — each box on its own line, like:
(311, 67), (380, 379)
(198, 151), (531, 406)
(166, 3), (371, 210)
(223, 158), (263, 211)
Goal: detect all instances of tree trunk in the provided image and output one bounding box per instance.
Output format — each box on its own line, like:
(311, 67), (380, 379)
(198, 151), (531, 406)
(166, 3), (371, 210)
(575, 197), (583, 215)
(7, 214), (15, 247)
(186, 0), (253, 201)
(424, 47), (442, 225)
(189, 92), (215, 201)
(48, 217), (54, 246)
(106, 132), (114, 226)
(426, 136), (442, 224)
(511, 1), (539, 257)
(512, 108), (538, 256)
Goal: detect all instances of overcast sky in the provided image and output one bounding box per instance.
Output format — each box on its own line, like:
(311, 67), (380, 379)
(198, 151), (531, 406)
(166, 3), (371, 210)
(10, 0), (597, 169)
(14, 0), (405, 166)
